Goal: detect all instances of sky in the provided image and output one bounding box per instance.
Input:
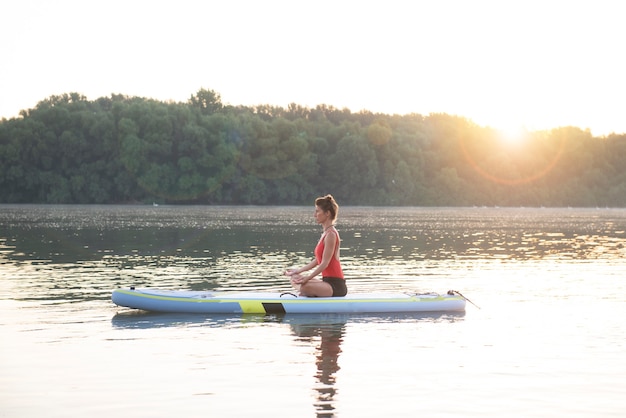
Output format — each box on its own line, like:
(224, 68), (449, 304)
(1, 0), (624, 136)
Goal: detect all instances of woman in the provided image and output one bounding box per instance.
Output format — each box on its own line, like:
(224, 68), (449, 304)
(285, 194), (347, 297)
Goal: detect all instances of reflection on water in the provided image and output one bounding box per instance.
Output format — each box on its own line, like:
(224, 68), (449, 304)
(110, 311), (246, 329)
(110, 311), (465, 330)
(110, 311), (348, 417)
(289, 319), (345, 417)
(110, 310), (463, 418)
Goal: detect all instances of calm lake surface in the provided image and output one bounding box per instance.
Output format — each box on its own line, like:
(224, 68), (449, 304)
(1, 205), (625, 417)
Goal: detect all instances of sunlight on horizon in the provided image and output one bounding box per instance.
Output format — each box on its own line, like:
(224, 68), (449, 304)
(495, 126), (530, 146)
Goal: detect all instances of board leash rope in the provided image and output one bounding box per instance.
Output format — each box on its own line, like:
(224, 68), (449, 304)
(448, 290), (480, 309)
(280, 292), (299, 298)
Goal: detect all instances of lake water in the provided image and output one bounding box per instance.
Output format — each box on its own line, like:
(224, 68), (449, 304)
(1, 205), (625, 417)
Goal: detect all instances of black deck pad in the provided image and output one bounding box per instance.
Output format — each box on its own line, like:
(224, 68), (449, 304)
(262, 302), (286, 314)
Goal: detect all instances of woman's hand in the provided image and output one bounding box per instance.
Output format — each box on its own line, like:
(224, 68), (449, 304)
(285, 269), (298, 276)
(290, 273), (309, 285)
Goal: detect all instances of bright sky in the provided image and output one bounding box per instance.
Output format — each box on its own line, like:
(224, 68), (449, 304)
(2, 0), (624, 136)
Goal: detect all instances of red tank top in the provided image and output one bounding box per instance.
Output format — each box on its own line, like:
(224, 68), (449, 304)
(315, 228), (344, 279)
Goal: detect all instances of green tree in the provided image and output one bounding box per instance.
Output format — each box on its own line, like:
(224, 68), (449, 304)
(189, 88), (223, 115)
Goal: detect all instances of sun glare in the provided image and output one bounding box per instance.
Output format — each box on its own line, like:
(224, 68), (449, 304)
(496, 125), (529, 146)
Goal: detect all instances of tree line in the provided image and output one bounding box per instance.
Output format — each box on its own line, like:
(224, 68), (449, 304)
(1, 89), (625, 207)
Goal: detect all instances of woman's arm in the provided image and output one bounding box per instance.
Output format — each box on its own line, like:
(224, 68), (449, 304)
(286, 258), (317, 276)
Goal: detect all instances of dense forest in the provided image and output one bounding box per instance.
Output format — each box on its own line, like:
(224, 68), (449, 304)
(1, 89), (625, 207)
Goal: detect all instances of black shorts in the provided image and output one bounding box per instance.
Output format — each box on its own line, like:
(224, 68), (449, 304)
(322, 277), (347, 297)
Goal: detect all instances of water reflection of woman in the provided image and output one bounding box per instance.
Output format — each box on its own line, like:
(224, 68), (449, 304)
(285, 195), (347, 297)
(288, 319), (346, 417)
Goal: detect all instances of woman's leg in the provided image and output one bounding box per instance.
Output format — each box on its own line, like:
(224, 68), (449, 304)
(298, 278), (333, 297)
